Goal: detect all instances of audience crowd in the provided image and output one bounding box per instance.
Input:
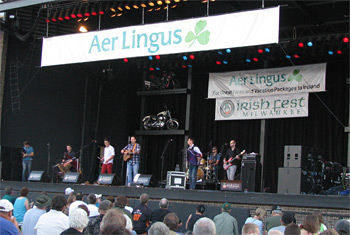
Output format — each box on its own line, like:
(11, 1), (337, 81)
(0, 186), (349, 235)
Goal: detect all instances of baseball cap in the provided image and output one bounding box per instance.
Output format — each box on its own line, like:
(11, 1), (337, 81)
(95, 194), (102, 199)
(34, 194), (51, 208)
(0, 199), (14, 212)
(335, 219), (350, 235)
(222, 202), (231, 210)
(65, 187), (74, 195)
(282, 211), (294, 224)
(272, 205), (282, 211)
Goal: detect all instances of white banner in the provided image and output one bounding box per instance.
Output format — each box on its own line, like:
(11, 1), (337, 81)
(208, 63), (326, 98)
(41, 7), (279, 66)
(215, 93), (309, 120)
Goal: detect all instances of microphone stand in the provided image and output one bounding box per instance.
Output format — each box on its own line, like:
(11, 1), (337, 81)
(160, 139), (172, 182)
(47, 143), (51, 179)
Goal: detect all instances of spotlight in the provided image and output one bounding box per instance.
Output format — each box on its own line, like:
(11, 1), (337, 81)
(45, 14), (51, 23)
(170, 3), (177, 8)
(201, 0), (208, 3)
(217, 51), (223, 55)
(123, 58), (129, 62)
(140, 1), (147, 8)
(298, 42), (304, 48)
(257, 49), (264, 53)
(174, 0), (180, 2)
(58, 9), (64, 21)
(307, 41), (313, 47)
(77, 5), (83, 18)
(253, 57), (258, 62)
(293, 54), (300, 58)
(189, 54), (195, 60)
(84, 5), (90, 17)
(165, 0), (171, 3)
(70, 7), (77, 18)
(285, 55), (291, 59)
(124, 1), (131, 10)
(117, 2), (124, 11)
(327, 50), (334, 55)
(79, 26), (88, 33)
(183, 55), (188, 60)
(133, 1), (139, 9)
(336, 50), (342, 54)
(155, 6), (161, 10)
(223, 60), (228, 64)
(157, 0), (163, 5)
(343, 36), (349, 43)
(216, 61), (221, 65)
(99, 3), (105, 15)
(148, 56), (153, 60)
(265, 48), (270, 52)
(83, 17), (89, 21)
(91, 5), (98, 16)
(226, 49), (231, 53)
(64, 9), (71, 20)
(188, 65), (192, 68)
(155, 55), (161, 60)
(149, 67), (155, 71)
(110, 3), (116, 12)
(149, 1), (155, 7)
(245, 59), (251, 62)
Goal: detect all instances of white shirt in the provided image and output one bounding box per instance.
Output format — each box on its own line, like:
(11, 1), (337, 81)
(87, 204), (99, 217)
(69, 200), (88, 216)
(103, 145), (115, 164)
(189, 144), (202, 155)
(34, 210), (69, 235)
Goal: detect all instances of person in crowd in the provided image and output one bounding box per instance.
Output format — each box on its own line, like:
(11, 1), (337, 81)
(244, 208), (266, 235)
(95, 194), (102, 208)
(242, 223), (260, 235)
(148, 222), (170, 235)
(185, 205), (205, 233)
(265, 206), (283, 232)
(125, 198), (133, 214)
(69, 192), (87, 215)
(13, 187), (30, 224)
(267, 231), (283, 235)
(312, 211), (327, 233)
(22, 140), (34, 182)
(187, 137), (203, 190)
(320, 229), (340, 235)
(132, 193), (152, 235)
(121, 136), (141, 185)
(193, 217), (216, 235)
(284, 223), (301, 235)
(100, 224), (132, 235)
(65, 187), (74, 195)
(106, 195), (115, 204)
(114, 195), (132, 220)
(163, 212), (181, 235)
(150, 198), (171, 224)
(335, 219), (350, 235)
(87, 193), (99, 217)
(213, 202), (239, 235)
(64, 192), (76, 216)
(22, 194), (51, 235)
(300, 214), (320, 235)
(2, 186), (16, 204)
(100, 209), (127, 233)
(223, 140), (241, 180)
(124, 214), (137, 235)
(34, 194), (69, 235)
(268, 211), (294, 234)
(61, 208), (89, 235)
(0, 199), (21, 235)
(101, 138), (115, 174)
(85, 200), (112, 235)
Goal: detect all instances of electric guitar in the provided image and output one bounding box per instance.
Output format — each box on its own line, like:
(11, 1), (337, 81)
(123, 150), (134, 162)
(223, 150), (246, 170)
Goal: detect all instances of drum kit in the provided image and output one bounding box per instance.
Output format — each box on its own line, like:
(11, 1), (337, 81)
(186, 155), (218, 183)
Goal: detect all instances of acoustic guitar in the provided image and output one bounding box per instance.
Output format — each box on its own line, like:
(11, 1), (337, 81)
(123, 150), (134, 162)
(223, 150), (246, 170)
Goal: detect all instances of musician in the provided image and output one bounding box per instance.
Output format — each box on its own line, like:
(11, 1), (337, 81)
(187, 137), (203, 190)
(223, 140), (241, 180)
(121, 136), (141, 186)
(22, 141), (34, 182)
(58, 144), (77, 174)
(209, 146), (221, 180)
(101, 138), (115, 174)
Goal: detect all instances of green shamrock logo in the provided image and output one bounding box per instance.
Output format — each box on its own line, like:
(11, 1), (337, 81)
(185, 20), (210, 47)
(288, 69), (303, 82)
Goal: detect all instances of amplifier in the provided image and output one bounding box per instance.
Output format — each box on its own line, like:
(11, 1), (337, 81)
(166, 171), (186, 189)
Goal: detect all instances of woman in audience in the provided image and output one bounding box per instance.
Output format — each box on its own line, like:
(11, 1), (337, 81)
(60, 208), (89, 234)
(185, 205), (205, 233)
(244, 208), (267, 235)
(64, 193), (76, 215)
(13, 187), (30, 224)
(313, 211), (327, 233)
(320, 229), (340, 235)
(300, 215), (320, 235)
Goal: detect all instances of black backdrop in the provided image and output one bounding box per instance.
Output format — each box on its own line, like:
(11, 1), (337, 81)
(1, 35), (349, 192)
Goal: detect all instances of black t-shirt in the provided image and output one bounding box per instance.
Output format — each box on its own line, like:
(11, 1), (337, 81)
(224, 148), (242, 172)
(60, 228), (83, 235)
(150, 208), (171, 223)
(187, 213), (204, 232)
(132, 203), (152, 234)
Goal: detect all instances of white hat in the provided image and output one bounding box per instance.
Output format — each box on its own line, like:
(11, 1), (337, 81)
(65, 187), (74, 195)
(0, 199), (14, 212)
(95, 194), (102, 199)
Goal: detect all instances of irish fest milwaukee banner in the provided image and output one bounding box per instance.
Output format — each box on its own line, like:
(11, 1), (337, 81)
(41, 7), (279, 66)
(208, 63), (326, 98)
(215, 93), (309, 120)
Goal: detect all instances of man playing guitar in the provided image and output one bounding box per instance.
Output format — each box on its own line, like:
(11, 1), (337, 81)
(223, 140), (242, 180)
(187, 137), (203, 190)
(121, 136), (141, 186)
(58, 144), (77, 174)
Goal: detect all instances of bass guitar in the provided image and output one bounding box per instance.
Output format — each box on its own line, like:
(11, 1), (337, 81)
(223, 150), (246, 170)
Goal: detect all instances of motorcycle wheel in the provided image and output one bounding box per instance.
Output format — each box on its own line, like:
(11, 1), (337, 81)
(143, 118), (152, 130)
(166, 119), (179, 130)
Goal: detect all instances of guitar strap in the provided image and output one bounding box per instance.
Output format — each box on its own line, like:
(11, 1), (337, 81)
(132, 144), (136, 152)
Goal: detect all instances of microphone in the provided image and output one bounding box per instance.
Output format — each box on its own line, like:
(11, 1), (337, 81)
(91, 140), (97, 143)
(169, 139), (173, 142)
(224, 143), (228, 145)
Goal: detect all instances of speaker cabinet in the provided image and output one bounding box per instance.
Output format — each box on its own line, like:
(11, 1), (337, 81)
(62, 172), (82, 184)
(28, 171), (49, 182)
(241, 159), (261, 192)
(97, 174), (116, 185)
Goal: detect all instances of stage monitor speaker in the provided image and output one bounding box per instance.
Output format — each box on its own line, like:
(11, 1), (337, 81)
(284, 145), (312, 168)
(166, 171), (186, 189)
(62, 172), (82, 184)
(132, 174), (152, 187)
(97, 174), (115, 185)
(241, 160), (261, 192)
(220, 180), (242, 191)
(28, 171), (49, 182)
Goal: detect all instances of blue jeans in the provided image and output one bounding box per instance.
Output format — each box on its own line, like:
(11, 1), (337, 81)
(189, 163), (198, 189)
(22, 160), (32, 182)
(126, 162), (139, 185)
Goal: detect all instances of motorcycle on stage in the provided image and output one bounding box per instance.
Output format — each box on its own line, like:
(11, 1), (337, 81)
(142, 106), (179, 130)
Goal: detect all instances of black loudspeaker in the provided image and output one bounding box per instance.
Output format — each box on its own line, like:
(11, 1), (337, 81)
(28, 171), (49, 182)
(97, 174), (116, 185)
(241, 157), (261, 192)
(62, 172), (82, 184)
(132, 174), (152, 187)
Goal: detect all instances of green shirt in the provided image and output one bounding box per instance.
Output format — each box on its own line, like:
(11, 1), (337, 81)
(213, 211), (239, 235)
(2, 194), (16, 205)
(265, 215), (282, 232)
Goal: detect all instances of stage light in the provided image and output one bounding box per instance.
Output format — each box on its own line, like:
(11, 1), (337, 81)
(147, 7), (154, 12)
(91, 5), (97, 16)
(77, 5), (83, 18)
(328, 50), (334, 55)
(285, 55), (291, 59)
(171, 3), (177, 8)
(223, 60), (228, 64)
(246, 59), (251, 62)
(117, 2), (124, 12)
(258, 49), (264, 53)
(226, 49), (231, 53)
(149, 1), (155, 6)
(253, 57), (258, 62)
(217, 51), (223, 55)
(336, 50), (342, 54)
(265, 48), (270, 52)
(307, 41), (313, 47)
(110, 2), (116, 12)
(58, 9), (65, 21)
(163, 5), (168, 9)
(79, 26), (88, 33)
(343, 36), (349, 43)
(201, 0), (208, 3)
(149, 67), (155, 71)
(189, 55), (195, 60)
(293, 54), (300, 58)
(83, 17), (89, 21)
(64, 9), (71, 20)
(165, 0), (171, 3)
(155, 55), (160, 60)
(84, 5), (90, 17)
(155, 6), (161, 10)
(77, 18), (82, 22)
(216, 61), (221, 65)
(124, 2), (131, 10)
(298, 42), (304, 48)
(133, 1), (139, 9)
(99, 3), (105, 15)
(188, 64), (192, 68)
(123, 58), (129, 62)
(70, 7), (77, 18)
(148, 56), (153, 60)
(140, 1), (147, 8)
(157, 0), (163, 5)
(45, 14), (51, 23)
(183, 55), (188, 60)
(174, 0), (180, 2)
